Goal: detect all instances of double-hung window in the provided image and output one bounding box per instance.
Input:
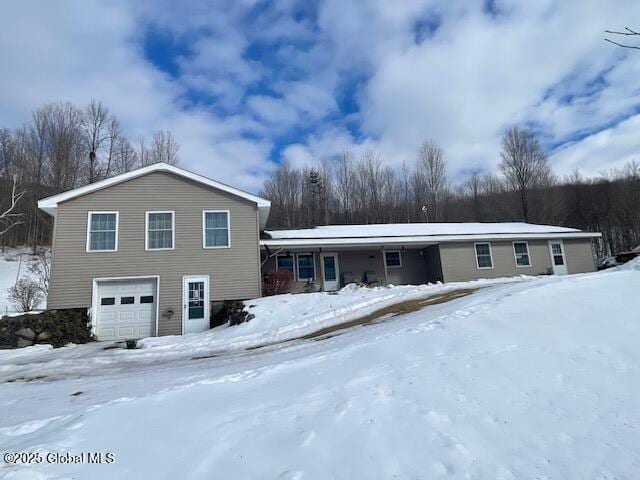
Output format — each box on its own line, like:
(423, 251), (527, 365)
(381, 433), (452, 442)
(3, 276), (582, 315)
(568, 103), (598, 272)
(513, 241), (531, 267)
(474, 242), (494, 269)
(203, 210), (230, 248)
(384, 250), (402, 268)
(87, 212), (118, 252)
(297, 253), (315, 281)
(146, 211), (174, 250)
(276, 254), (295, 275)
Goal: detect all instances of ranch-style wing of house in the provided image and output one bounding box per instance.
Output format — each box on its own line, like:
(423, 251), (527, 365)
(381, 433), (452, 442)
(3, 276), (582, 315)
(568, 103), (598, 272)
(38, 163), (601, 342)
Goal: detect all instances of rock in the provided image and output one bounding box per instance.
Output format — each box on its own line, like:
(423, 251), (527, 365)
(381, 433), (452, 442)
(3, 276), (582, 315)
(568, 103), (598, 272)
(35, 331), (50, 342)
(17, 338), (34, 348)
(15, 328), (35, 340)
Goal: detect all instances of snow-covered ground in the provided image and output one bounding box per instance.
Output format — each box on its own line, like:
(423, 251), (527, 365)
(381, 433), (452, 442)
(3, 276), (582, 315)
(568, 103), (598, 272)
(0, 276), (528, 383)
(0, 248), (43, 315)
(1, 262), (639, 479)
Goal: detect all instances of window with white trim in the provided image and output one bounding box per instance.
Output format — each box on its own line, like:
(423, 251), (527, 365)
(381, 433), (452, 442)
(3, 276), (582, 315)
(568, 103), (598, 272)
(87, 212), (118, 251)
(474, 242), (493, 269)
(297, 253), (315, 281)
(203, 211), (230, 248)
(146, 211), (174, 250)
(276, 254), (295, 275)
(384, 250), (402, 268)
(513, 241), (531, 267)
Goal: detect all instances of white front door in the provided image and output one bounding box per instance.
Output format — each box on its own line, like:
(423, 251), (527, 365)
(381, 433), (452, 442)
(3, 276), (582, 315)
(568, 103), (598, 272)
(321, 252), (340, 291)
(182, 275), (210, 334)
(548, 240), (568, 275)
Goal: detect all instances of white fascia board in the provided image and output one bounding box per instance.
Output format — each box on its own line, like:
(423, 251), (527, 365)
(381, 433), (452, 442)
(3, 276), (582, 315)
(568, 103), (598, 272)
(38, 163), (271, 217)
(260, 231), (601, 248)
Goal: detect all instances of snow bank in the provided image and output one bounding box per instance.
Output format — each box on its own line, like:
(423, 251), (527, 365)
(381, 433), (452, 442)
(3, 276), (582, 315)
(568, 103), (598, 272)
(138, 276), (531, 354)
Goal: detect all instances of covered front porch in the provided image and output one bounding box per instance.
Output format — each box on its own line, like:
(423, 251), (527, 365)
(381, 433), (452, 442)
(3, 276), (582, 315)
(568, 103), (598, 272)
(261, 244), (444, 293)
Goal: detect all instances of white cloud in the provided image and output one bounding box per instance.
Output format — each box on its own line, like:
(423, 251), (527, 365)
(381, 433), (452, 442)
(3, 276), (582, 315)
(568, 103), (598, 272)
(0, 0), (639, 193)
(551, 114), (640, 178)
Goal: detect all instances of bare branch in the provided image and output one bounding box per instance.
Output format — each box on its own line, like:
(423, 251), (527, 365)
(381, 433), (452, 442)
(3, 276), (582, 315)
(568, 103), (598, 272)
(604, 38), (640, 50)
(0, 176), (26, 236)
(605, 27), (640, 50)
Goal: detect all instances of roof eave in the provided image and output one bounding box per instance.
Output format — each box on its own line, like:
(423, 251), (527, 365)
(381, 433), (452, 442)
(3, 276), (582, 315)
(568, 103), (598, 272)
(260, 231), (602, 248)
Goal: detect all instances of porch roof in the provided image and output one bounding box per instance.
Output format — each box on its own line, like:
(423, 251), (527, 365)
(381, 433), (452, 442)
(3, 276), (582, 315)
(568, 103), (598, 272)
(260, 222), (601, 249)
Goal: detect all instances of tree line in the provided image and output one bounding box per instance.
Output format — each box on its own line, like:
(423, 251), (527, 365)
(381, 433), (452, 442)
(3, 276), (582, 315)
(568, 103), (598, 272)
(262, 126), (640, 257)
(0, 100), (180, 250)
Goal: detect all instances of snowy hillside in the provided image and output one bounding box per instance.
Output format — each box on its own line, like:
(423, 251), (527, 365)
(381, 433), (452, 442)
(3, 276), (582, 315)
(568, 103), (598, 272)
(0, 248), (43, 315)
(1, 262), (639, 479)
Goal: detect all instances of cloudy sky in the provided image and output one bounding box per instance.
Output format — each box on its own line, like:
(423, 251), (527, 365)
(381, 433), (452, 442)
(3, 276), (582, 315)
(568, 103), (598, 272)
(1, 0), (639, 192)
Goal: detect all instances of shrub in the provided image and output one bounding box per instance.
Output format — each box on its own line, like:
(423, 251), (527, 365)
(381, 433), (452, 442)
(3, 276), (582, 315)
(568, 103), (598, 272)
(0, 309), (93, 348)
(263, 270), (294, 296)
(8, 278), (44, 312)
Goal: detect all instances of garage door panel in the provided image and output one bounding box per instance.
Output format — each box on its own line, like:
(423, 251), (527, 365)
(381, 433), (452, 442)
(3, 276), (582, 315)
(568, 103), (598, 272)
(96, 279), (157, 341)
(118, 326), (135, 337)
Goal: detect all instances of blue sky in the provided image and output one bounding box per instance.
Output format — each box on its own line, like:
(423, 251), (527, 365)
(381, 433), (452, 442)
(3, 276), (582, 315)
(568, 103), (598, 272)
(1, 0), (640, 192)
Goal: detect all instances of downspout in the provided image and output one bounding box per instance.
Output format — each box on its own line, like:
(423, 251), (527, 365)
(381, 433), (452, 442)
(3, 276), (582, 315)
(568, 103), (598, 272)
(256, 209), (263, 297)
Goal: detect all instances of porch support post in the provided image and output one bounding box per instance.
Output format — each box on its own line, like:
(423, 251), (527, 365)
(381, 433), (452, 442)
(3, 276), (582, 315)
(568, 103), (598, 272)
(318, 250), (325, 291)
(382, 246), (388, 285)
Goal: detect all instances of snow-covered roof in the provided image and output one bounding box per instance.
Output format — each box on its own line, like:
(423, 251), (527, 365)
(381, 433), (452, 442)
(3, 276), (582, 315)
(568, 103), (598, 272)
(262, 222), (600, 248)
(38, 162), (271, 229)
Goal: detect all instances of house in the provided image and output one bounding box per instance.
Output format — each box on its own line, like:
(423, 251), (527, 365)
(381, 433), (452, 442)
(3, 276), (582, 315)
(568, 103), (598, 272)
(38, 163), (601, 341)
(38, 163), (270, 341)
(260, 223), (600, 292)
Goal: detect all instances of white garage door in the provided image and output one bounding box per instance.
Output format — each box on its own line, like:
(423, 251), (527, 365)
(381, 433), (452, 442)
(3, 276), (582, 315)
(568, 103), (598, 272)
(95, 279), (157, 341)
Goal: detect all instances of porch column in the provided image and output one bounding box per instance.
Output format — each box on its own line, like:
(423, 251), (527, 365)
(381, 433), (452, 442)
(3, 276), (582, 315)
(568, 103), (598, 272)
(318, 250), (325, 291)
(381, 247), (388, 284)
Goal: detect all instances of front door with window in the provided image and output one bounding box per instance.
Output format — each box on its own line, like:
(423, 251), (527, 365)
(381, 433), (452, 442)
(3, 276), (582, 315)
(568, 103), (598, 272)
(321, 253), (340, 291)
(182, 275), (210, 334)
(548, 240), (568, 275)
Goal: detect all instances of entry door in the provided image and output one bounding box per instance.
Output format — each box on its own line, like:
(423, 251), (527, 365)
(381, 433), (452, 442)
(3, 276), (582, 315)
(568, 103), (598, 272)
(321, 253), (340, 291)
(182, 275), (210, 334)
(548, 240), (568, 275)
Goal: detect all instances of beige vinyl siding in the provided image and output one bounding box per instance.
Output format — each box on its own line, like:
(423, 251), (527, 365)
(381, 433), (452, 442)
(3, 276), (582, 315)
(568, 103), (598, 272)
(262, 248), (434, 289)
(47, 171), (261, 336)
(563, 238), (596, 273)
(385, 249), (429, 285)
(439, 238), (595, 282)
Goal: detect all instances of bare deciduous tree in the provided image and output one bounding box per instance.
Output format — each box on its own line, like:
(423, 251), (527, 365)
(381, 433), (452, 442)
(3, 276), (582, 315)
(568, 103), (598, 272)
(80, 99), (112, 183)
(499, 126), (552, 222)
(414, 140), (449, 222)
(28, 248), (51, 297)
(334, 150), (356, 222)
(8, 277), (43, 312)
(149, 130), (180, 165)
